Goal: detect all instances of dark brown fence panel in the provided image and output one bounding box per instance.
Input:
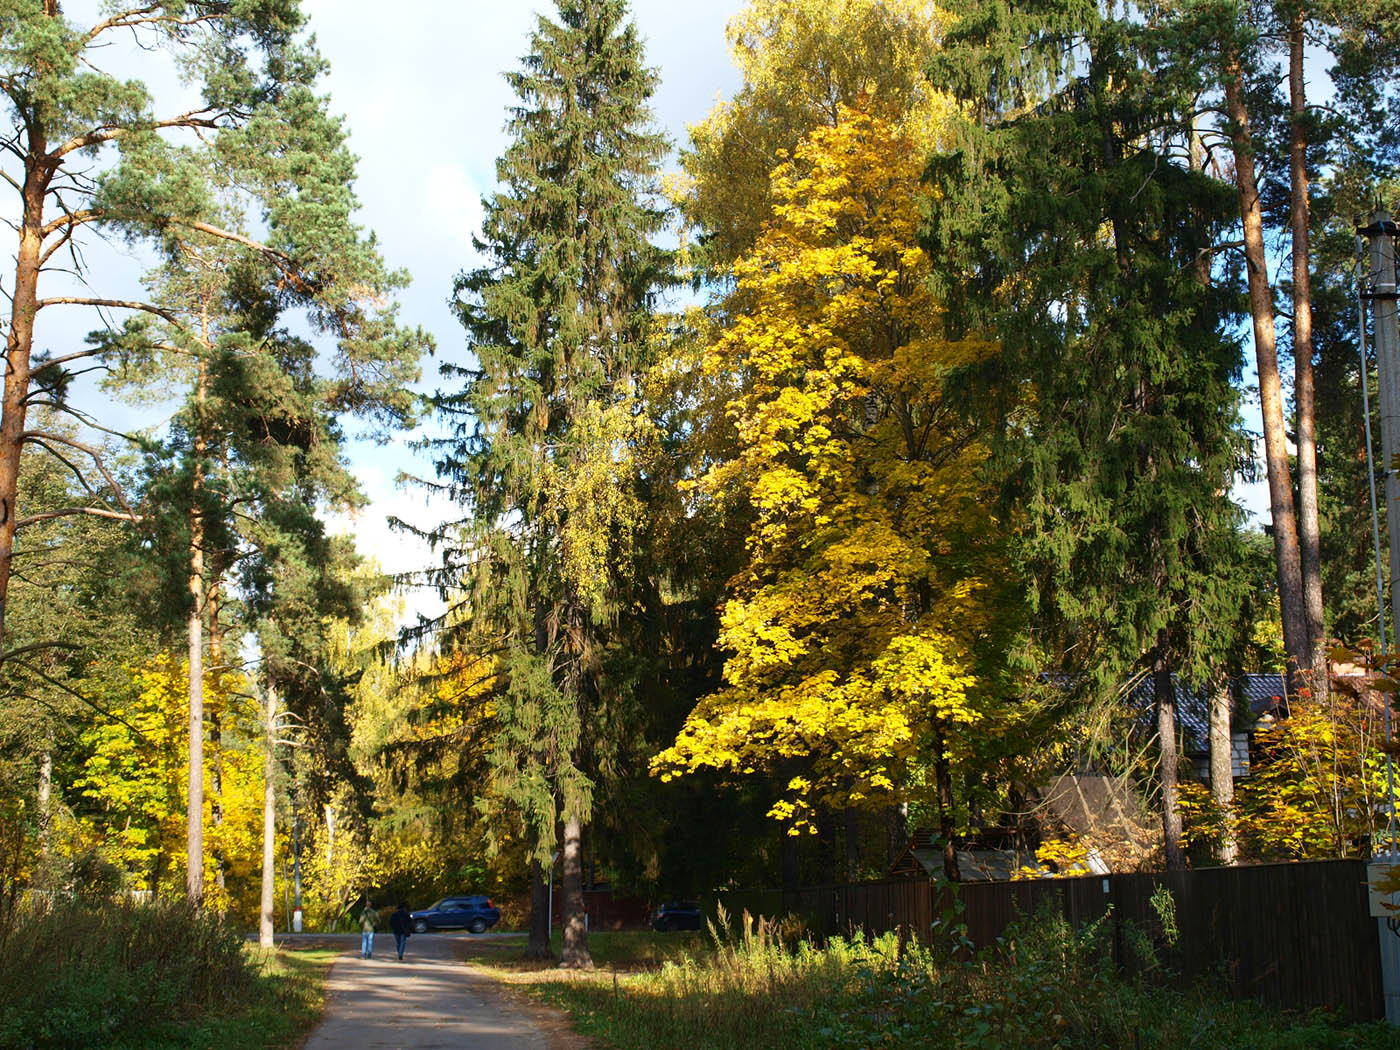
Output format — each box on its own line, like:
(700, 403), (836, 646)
(715, 860), (1382, 1020)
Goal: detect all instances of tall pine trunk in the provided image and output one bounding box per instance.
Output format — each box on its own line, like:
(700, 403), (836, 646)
(1153, 633), (1184, 871)
(1222, 55), (1311, 699)
(0, 141), (48, 662)
(186, 362), (208, 905)
(1289, 12), (1327, 701)
(209, 577), (225, 895)
(259, 685), (277, 949)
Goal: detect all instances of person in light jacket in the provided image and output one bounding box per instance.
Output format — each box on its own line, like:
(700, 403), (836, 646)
(359, 899), (378, 959)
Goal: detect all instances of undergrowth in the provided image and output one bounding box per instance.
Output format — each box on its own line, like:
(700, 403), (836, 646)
(514, 905), (1400, 1050)
(0, 899), (330, 1049)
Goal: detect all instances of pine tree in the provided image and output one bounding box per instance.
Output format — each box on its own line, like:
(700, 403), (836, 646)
(0, 2), (425, 904)
(429, 0), (669, 967)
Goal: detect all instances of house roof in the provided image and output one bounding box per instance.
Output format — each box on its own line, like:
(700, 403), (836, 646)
(1126, 673), (1286, 754)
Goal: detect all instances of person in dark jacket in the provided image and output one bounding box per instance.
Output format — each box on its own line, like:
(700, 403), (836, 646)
(389, 902), (413, 961)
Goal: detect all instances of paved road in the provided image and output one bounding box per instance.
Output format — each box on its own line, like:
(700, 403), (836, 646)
(298, 934), (567, 1050)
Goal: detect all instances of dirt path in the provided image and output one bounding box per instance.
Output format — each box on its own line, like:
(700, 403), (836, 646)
(298, 934), (584, 1050)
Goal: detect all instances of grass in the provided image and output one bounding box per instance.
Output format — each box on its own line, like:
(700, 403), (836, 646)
(466, 929), (704, 971)
(469, 909), (1400, 1050)
(0, 900), (334, 1050)
(163, 946), (335, 1050)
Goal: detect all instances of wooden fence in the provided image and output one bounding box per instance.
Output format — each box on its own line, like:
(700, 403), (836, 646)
(716, 860), (1383, 1020)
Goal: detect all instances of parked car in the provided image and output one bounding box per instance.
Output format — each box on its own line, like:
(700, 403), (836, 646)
(649, 901), (702, 932)
(410, 895), (501, 934)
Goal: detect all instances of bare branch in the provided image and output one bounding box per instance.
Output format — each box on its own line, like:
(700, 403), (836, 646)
(81, 5), (224, 48)
(22, 438), (97, 497)
(50, 108), (224, 161)
(15, 507), (140, 530)
(6, 658), (150, 741)
(40, 207), (100, 240)
(34, 295), (186, 331)
(17, 430), (138, 520)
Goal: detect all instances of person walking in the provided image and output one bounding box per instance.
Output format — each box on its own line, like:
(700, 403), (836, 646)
(358, 899), (378, 959)
(390, 902), (413, 961)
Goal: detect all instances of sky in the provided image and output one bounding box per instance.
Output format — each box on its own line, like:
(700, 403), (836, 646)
(297, 2), (745, 624)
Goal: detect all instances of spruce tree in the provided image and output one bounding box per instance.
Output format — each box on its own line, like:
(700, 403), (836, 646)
(429, 0), (668, 966)
(926, 1), (1253, 869)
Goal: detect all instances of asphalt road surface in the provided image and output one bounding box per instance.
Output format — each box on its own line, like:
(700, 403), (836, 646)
(298, 934), (569, 1050)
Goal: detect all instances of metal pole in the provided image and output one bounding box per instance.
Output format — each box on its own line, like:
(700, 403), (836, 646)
(1367, 210), (1400, 653)
(291, 782), (303, 933)
(1359, 231), (1395, 854)
(1361, 208), (1400, 1025)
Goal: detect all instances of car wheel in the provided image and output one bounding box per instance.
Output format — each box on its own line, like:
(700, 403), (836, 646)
(468, 917), (488, 934)
(413, 920), (428, 934)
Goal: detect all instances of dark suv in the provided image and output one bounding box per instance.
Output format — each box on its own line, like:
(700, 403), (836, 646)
(410, 895), (501, 934)
(649, 901), (703, 932)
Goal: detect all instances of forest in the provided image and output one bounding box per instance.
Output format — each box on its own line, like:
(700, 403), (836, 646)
(1, 0), (1399, 979)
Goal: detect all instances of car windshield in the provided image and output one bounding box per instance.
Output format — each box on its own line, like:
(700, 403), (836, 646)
(425, 899), (445, 911)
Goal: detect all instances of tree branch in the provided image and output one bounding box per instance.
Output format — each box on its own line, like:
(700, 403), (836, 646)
(6, 657), (150, 741)
(34, 295), (185, 330)
(15, 507), (141, 530)
(18, 430), (139, 521)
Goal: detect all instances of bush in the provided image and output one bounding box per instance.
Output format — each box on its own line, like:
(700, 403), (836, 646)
(0, 897), (255, 1050)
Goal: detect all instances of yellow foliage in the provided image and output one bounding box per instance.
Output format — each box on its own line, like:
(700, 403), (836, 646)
(1233, 689), (1388, 860)
(75, 653), (265, 913)
(682, 0), (953, 267)
(654, 107), (1014, 830)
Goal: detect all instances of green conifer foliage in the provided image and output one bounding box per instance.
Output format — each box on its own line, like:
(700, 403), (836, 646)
(0, 3), (427, 904)
(926, 1), (1253, 870)
(429, 0), (669, 966)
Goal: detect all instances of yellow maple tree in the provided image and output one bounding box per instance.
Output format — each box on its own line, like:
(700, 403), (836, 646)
(680, 0), (952, 269)
(654, 107), (1019, 845)
(75, 653), (265, 913)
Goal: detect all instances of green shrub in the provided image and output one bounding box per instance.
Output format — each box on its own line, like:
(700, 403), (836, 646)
(0, 898), (254, 1050)
(521, 910), (1400, 1050)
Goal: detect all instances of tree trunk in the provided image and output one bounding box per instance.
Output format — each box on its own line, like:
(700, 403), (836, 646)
(558, 812), (592, 968)
(1208, 672), (1238, 865)
(525, 856), (554, 961)
(844, 806), (860, 882)
(932, 724), (960, 881)
(1222, 51), (1311, 701)
(1289, 12), (1327, 701)
(187, 506), (205, 904)
(1153, 635), (1185, 871)
(325, 804), (335, 869)
(0, 145), (49, 662)
(36, 738), (52, 858)
(887, 799), (909, 871)
(782, 827), (800, 896)
(259, 686), (278, 950)
(186, 357), (210, 905)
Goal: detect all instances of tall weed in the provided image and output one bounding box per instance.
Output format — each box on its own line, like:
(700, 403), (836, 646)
(0, 897), (254, 1049)
(527, 909), (1400, 1050)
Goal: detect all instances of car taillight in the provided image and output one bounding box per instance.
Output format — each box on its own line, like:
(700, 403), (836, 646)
(485, 898), (493, 908)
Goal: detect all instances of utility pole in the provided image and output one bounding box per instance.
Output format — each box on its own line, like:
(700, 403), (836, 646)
(291, 782), (303, 933)
(1360, 208), (1400, 1025)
